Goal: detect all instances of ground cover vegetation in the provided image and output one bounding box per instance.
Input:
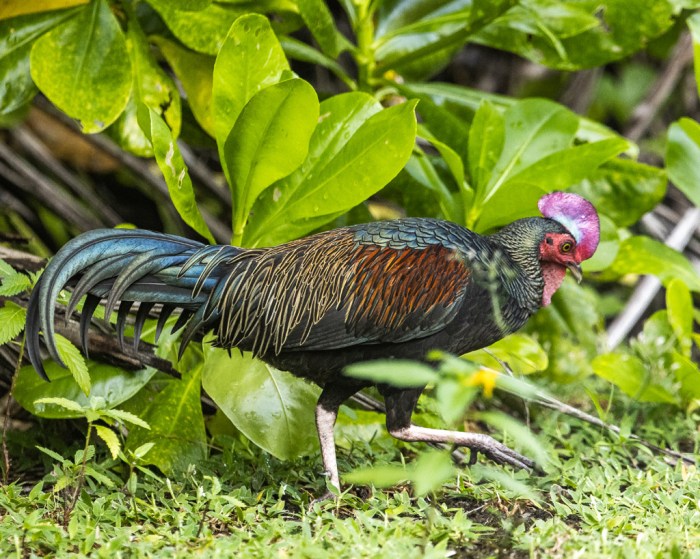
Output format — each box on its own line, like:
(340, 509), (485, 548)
(1, 0), (700, 556)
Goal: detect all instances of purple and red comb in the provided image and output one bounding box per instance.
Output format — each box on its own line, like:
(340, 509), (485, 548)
(538, 192), (600, 261)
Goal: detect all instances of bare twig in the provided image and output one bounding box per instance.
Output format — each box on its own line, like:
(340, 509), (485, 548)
(12, 126), (124, 227)
(624, 32), (694, 142)
(0, 142), (102, 232)
(0, 246), (46, 272)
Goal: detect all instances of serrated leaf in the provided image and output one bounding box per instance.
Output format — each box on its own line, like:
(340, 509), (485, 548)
(138, 105), (214, 243)
(94, 424), (121, 460)
(36, 445), (70, 465)
(34, 396), (85, 414)
(30, 0), (132, 133)
(54, 334), (90, 396)
(83, 465), (115, 487)
(0, 272), (32, 296)
(0, 259), (15, 277)
(0, 302), (26, 345)
(202, 347), (320, 460)
(103, 408), (150, 430)
(224, 79), (319, 243)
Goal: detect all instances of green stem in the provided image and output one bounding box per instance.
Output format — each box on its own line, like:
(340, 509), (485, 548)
(355, 2), (376, 92)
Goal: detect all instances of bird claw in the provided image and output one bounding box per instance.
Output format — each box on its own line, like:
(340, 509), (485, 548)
(308, 489), (337, 511)
(474, 436), (535, 471)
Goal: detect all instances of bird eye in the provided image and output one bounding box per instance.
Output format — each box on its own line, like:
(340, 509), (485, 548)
(560, 241), (573, 253)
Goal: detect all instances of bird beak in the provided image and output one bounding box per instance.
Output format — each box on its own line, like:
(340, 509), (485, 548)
(566, 262), (583, 283)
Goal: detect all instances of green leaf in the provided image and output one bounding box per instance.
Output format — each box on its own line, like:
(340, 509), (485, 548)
(667, 118), (700, 207)
(125, 355), (206, 475)
(666, 278), (693, 354)
(145, 0), (212, 12)
(13, 361), (155, 418)
(138, 105), (214, 244)
(0, 8), (80, 114)
(109, 19), (181, 156)
(156, 38), (215, 137)
(468, 100), (505, 195)
(244, 96), (418, 246)
(54, 334), (90, 395)
(212, 14), (289, 149)
(30, 0), (132, 133)
(572, 159), (667, 228)
(345, 360), (439, 388)
(202, 347), (320, 460)
(374, 0), (517, 80)
(410, 450), (455, 496)
(671, 352), (700, 403)
(0, 301), (26, 345)
(398, 81), (635, 153)
(688, 12), (700, 98)
(345, 464), (408, 488)
(224, 79), (319, 244)
(0, 272), (31, 296)
(592, 352), (677, 404)
(297, 0), (343, 57)
(94, 424), (121, 460)
(103, 408), (150, 430)
(149, 1), (248, 55)
(466, 333), (548, 375)
(280, 36), (354, 89)
(608, 236), (700, 292)
(0, 259), (16, 277)
(34, 396), (85, 413)
(473, 0), (676, 71)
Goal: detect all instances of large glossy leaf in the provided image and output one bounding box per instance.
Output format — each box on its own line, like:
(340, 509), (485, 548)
(689, 13), (700, 97)
(156, 38), (215, 137)
(572, 159), (667, 228)
(13, 361), (155, 419)
(374, 0), (516, 79)
(398, 82), (635, 151)
(212, 13), (289, 149)
(473, 0), (676, 71)
(467, 99), (626, 230)
(145, 0), (211, 12)
(297, 0), (344, 57)
(30, 0), (132, 133)
(138, 106), (215, 243)
(224, 79), (319, 244)
(0, 8), (80, 114)
(244, 95), (418, 246)
(149, 1), (249, 55)
(125, 352), (206, 475)
(202, 347), (320, 460)
(109, 21), (181, 157)
(0, 0), (87, 20)
(592, 353), (677, 404)
(607, 236), (700, 291)
(666, 118), (700, 208)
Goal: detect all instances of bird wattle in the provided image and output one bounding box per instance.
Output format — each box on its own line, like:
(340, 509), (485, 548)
(540, 262), (567, 306)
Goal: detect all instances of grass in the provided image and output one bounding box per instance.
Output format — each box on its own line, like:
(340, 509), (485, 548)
(1, 399), (699, 558)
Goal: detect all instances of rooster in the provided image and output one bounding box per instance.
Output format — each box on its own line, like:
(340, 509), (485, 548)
(26, 191), (599, 491)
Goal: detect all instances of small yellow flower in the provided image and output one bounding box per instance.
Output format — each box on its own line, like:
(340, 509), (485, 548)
(467, 368), (498, 398)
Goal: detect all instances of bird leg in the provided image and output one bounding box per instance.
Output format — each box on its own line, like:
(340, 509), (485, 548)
(314, 383), (361, 498)
(381, 387), (535, 471)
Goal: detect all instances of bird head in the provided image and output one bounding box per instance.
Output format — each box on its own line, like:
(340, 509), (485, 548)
(536, 192), (600, 304)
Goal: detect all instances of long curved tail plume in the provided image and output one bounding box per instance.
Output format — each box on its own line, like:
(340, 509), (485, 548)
(26, 229), (238, 380)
